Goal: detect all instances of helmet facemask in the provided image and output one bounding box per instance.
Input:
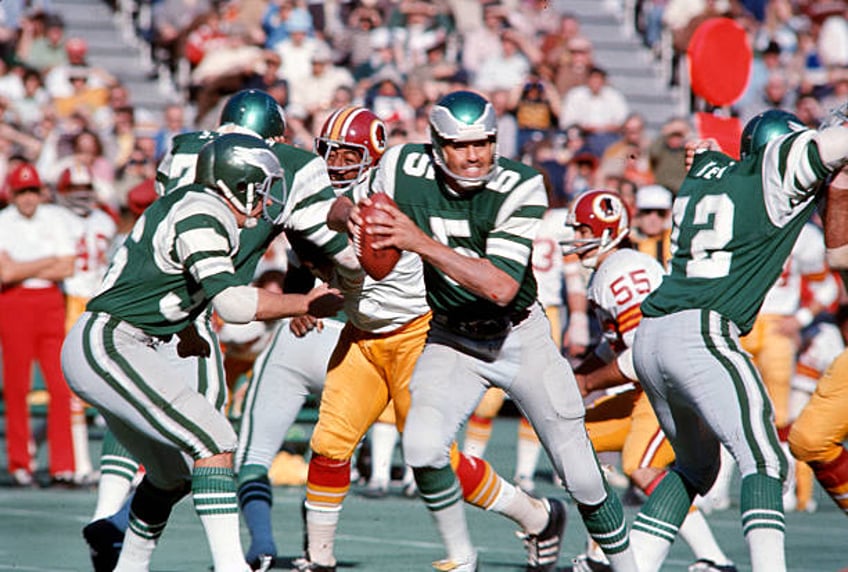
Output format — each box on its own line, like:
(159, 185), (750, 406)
(429, 91), (498, 191)
(560, 190), (629, 269)
(314, 138), (372, 194)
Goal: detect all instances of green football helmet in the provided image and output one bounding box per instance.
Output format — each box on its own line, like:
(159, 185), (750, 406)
(429, 90), (498, 190)
(195, 133), (284, 225)
(219, 89), (287, 140)
(739, 109), (804, 159)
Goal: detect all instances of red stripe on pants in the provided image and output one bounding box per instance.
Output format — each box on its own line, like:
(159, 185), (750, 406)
(0, 286), (74, 475)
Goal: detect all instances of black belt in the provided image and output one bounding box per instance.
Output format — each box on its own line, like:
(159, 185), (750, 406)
(432, 307), (531, 341)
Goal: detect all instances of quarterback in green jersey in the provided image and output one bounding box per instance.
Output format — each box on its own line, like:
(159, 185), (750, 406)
(61, 134), (343, 572)
(628, 110), (848, 572)
(350, 90), (638, 572)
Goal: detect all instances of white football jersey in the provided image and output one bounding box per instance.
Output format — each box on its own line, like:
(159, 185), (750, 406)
(532, 208), (570, 309)
(760, 223), (827, 315)
(63, 208), (118, 298)
(588, 248), (666, 351)
(344, 180), (430, 334)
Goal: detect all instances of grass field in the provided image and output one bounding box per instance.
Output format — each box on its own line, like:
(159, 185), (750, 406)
(1, 416), (846, 571)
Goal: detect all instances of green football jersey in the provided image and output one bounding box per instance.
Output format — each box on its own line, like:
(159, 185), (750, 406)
(87, 185), (243, 335)
(372, 143), (547, 320)
(641, 130), (832, 335)
(156, 131), (353, 286)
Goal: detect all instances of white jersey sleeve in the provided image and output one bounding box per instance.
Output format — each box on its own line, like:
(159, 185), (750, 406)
(532, 208), (570, 309)
(792, 322), (845, 394)
(760, 222), (828, 315)
(63, 208), (118, 298)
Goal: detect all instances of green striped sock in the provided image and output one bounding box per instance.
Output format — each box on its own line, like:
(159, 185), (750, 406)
(192, 466), (239, 516)
(741, 473), (785, 535)
(414, 466), (463, 512)
(632, 470), (693, 544)
(580, 484), (631, 555)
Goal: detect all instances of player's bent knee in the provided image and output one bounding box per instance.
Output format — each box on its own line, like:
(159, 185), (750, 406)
(788, 424), (832, 464)
(309, 428), (360, 461)
(403, 429), (449, 468)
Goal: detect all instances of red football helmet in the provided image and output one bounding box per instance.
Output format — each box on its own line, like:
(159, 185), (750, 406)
(314, 106), (387, 193)
(56, 164), (97, 216)
(561, 189), (629, 268)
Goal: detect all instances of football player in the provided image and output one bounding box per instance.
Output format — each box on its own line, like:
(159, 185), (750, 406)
(561, 189), (736, 572)
(348, 90), (638, 572)
(628, 111), (848, 572)
(61, 134), (343, 572)
(298, 99), (581, 572)
(57, 164), (118, 486)
(789, 163), (848, 519)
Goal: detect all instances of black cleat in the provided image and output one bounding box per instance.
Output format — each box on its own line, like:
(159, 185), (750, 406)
(83, 518), (124, 572)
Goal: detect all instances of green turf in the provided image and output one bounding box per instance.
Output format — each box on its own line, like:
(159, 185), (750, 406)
(0, 417), (846, 571)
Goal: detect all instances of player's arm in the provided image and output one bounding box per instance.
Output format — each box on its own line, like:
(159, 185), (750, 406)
(327, 195), (354, 234)
(573, 343), (635, 397)
(826, 166), (848, 269)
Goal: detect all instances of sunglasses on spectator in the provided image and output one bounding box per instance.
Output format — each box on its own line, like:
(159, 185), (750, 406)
(639, 208), (669, 216)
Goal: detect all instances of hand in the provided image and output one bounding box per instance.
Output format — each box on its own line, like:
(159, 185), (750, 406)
(304, 283), (344, 318)
(176, 322), (211, 358)
(361, 197), (427, 253)
(290, 314), (324, 337)
(684, 138), (721, 170)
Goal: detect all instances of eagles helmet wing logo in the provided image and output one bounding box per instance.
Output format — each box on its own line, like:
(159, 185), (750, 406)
(231, 146), (283, 179)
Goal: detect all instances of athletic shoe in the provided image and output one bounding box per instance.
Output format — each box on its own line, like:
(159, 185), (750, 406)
(432, 551), (478, 571)
(83, 518), (124, 572)
(688, 559), (738, 572)
(250, 554), (274, 571)
(520, 497), (567, 571)
(570, 554), (612, 572)
(10, 468), (34, 487)
(289, 559), (336, 571)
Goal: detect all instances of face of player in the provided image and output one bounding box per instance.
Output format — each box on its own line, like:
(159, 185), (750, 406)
(326, 146), (365, 183)
(441, 138), (495, 184)
(573, 225), (600, 262)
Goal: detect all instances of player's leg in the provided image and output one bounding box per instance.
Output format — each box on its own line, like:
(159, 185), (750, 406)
(402, 338), (487, 571)
(63, 314), (249, 571)
(633, 311), (786, 572)
(236, 320), (339, 567)
(789, 348), (848, 516)
(66, 294), (96, 484)
(462, 387), (505, 457)
(623, 395), (735, 570)
(303, 324), (394, 569)
(504, 307), (636, 571)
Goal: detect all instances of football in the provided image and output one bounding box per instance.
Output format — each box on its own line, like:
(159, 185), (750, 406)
(355, 192), (401, 280)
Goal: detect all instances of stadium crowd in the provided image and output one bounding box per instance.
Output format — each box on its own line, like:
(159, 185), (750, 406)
(0, 0), (848, 571)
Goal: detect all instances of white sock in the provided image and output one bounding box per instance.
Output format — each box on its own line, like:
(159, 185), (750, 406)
(514, 426), (541, 484)
(431, 501), (476, 563)
(71, 397), (93, 479)
(629, 528), (672, 572)
(490, 482), (547, 534)
(305, 503), (341, 566)
(705, 446), (736, 505)
(115, 519), (161, 572)
(368, 422), (398, 488)
(678, 508), (732, 565)
(92, 473), (134, 520)
(198, 513), (250, 571)
(746, 528), (786, 572)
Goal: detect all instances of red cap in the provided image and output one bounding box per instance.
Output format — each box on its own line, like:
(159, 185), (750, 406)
(127, 178), (158, 216)
(7, 163), (42, 193)
(65, 37), (88, 57)
(56, 164), (93, 193)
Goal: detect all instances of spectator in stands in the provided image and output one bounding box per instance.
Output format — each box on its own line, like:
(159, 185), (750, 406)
(460, 1), (510, 81)
(153, 103), (189, 161)
(0, 162), (77, 488)
(351, 27), (402, 84)
(275, 8), (322, 86)
(52, 129), (118, 212)
(490, 88), (518, 160)
(473, 30), (532, 93)
(261, 0), (301, 50)
(334, 3), (384, 70)
(15, 11), (67, 73)
(9, 68), (49, 131)
(150, 0), (212, 75)
(385, 0), (452, 76)
(286, 42), (354, 124)
(512, 75), (560, 155)
(559, 65), (629, 156)
(554, 35), (594, 96)
(648, 115), (690, 195)
(44, 37), (114, 99)
(630, 183), (674, 268)
(599, 112), (653, 185)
